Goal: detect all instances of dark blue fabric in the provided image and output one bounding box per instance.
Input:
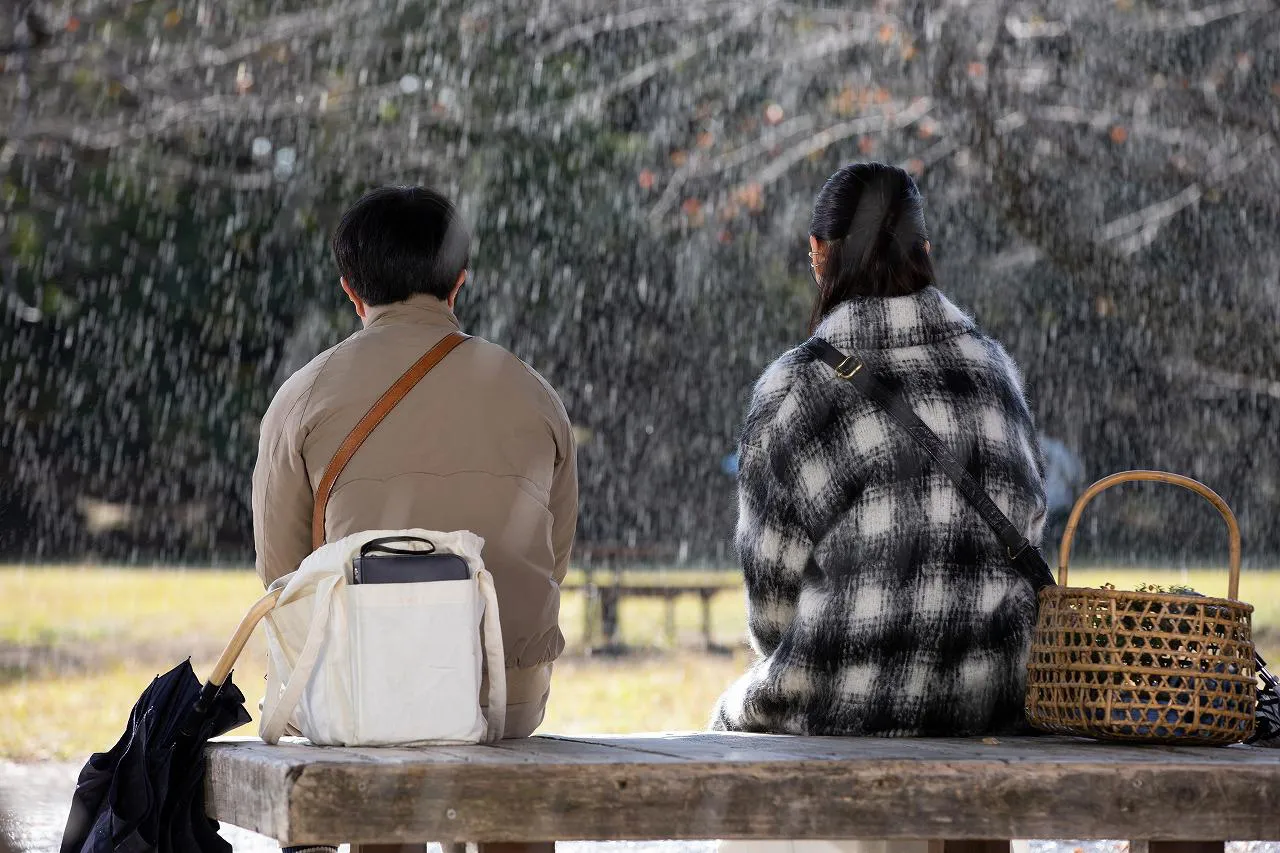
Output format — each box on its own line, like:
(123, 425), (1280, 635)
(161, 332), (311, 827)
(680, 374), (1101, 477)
(1252, 655), (1280, 746)
(61, 659), (251, 853)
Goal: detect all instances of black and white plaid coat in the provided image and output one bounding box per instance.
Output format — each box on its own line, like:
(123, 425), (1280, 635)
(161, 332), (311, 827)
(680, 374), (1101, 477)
(713, 287), (1047, 737)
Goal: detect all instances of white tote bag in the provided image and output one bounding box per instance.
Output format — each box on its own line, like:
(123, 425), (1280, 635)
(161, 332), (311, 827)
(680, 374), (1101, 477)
(259, 528), (506, 746)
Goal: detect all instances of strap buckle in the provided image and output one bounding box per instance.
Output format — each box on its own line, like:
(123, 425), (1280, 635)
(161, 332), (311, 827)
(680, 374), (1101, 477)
(834, 356), (863, 379)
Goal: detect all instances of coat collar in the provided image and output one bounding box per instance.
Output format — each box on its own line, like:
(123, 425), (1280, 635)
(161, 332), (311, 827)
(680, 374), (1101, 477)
(363, 293), (461, 331)
(813, 287), (976, 350)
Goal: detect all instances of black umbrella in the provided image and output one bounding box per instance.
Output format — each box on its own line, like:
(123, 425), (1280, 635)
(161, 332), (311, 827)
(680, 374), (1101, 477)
(1252, 652), (1280, 747)
(61, 592), (280, 853)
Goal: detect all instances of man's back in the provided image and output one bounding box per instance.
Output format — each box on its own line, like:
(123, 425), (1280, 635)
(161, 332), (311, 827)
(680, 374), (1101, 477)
(252, 293), (577, 690)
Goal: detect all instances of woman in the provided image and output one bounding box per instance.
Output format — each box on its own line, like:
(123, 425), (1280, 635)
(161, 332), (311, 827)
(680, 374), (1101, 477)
(713, 162), (1047, 737)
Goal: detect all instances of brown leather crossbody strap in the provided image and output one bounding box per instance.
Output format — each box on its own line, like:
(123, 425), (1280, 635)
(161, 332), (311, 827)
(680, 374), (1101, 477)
(311, 330), (470, 550)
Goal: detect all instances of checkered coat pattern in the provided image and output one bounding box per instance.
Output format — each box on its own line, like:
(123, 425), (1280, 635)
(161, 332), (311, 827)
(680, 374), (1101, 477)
(713, 287), (1047, 736)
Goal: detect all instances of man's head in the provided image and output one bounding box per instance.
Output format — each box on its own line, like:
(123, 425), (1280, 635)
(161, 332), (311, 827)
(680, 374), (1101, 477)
(331, 185), (471, 317)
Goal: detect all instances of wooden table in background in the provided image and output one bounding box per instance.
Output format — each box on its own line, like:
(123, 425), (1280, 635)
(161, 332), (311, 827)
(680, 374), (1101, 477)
(566, 545), (742, 653)
(566, 580), (736, 653)
(205, 734), (1280, 849)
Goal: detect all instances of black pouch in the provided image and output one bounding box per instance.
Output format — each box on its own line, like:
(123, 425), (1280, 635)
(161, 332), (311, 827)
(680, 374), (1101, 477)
(351, 536), (471, 584)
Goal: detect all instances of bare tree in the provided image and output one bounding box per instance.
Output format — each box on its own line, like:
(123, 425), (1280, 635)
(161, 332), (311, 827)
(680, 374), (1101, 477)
(3, 0), (1278, 557)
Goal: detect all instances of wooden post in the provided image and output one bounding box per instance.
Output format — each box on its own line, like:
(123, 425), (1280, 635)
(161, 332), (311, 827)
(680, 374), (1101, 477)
(600, 587), (620, 647)
(582, 567), (596, 647)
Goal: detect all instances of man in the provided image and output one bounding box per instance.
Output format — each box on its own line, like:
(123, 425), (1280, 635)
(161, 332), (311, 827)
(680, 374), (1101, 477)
(252, 184), (577, 745)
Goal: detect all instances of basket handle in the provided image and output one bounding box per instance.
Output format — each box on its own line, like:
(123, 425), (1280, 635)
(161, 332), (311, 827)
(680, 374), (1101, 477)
(1058, 470), (1241, 598)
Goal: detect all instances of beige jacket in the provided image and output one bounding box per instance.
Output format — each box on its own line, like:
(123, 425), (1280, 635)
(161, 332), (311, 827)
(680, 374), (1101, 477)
(251, 295), (577, 690)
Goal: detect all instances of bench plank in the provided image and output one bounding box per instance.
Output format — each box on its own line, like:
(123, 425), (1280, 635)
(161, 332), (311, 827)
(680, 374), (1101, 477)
(566, 733), (1279, 764)
(205, 734), (1280, 846)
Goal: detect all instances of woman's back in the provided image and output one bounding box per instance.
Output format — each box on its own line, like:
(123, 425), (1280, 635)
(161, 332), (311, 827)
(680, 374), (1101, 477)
(714, 285), (1046, 737)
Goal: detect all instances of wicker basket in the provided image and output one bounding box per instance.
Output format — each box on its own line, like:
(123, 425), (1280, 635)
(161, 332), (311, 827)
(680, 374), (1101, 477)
(1026, 470), (1256, 744)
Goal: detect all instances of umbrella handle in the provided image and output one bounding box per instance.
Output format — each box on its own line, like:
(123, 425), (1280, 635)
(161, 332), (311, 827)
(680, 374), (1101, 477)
(209, 589), (282, 688)
(179, 589), (283, 740)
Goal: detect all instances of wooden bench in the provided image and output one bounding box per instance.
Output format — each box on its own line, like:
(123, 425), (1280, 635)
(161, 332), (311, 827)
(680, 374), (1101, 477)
(205, 734), (1280, 848)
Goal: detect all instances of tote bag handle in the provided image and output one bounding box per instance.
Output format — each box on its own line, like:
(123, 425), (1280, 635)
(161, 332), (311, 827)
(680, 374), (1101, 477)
(260, 573), (343, 744)
(476, 567), (507, 742)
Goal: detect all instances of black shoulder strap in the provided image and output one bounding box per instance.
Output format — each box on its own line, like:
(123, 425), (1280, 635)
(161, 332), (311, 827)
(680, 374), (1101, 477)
(802, 337), (1056, 591)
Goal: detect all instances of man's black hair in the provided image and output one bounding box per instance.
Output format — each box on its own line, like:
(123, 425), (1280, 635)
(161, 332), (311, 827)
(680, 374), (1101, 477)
(331, 185), (471, 305)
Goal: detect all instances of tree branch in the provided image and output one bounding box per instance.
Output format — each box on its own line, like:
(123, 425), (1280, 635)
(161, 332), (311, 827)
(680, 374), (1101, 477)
(1099, 134), (1275, 255)
(535, 0), (742, 57)
(753, 97), (932, 188)
(503, 8), (769, 129)
(647, 114), (819, 222)
(1166, 357), (1280, 400)
(1121, 0), (1275, 33)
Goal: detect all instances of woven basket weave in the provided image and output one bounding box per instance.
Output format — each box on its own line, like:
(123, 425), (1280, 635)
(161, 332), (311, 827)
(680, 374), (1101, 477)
(1026, 470), (1256, 745)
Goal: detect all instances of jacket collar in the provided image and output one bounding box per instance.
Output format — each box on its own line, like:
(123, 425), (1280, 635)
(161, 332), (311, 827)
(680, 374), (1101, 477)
(813, 287), (975, 350)
(363, 293), (461, 331)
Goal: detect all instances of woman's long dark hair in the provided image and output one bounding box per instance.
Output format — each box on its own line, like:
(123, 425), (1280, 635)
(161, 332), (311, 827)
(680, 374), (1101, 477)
(808, 162), (936, 331)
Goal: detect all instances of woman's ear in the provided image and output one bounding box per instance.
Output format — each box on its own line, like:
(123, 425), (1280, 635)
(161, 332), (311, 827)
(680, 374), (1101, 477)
(809, 236), (829, 275)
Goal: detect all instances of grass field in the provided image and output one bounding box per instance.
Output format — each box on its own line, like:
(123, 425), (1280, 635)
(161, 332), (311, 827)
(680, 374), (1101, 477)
(1, 565), (1276, 761)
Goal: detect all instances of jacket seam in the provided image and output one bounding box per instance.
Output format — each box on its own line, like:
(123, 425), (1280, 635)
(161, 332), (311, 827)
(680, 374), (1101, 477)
(259, 344), (346, 534)
(329, 470), (552, 510)
(511, 356), (572, 448)
(296, 340), (352, 428)
(263, 342), (347, 478)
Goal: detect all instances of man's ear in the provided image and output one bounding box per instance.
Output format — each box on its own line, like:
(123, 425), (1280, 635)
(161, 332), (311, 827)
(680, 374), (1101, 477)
(340, 276), (367, 320)
(447, 269), (467, 309)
